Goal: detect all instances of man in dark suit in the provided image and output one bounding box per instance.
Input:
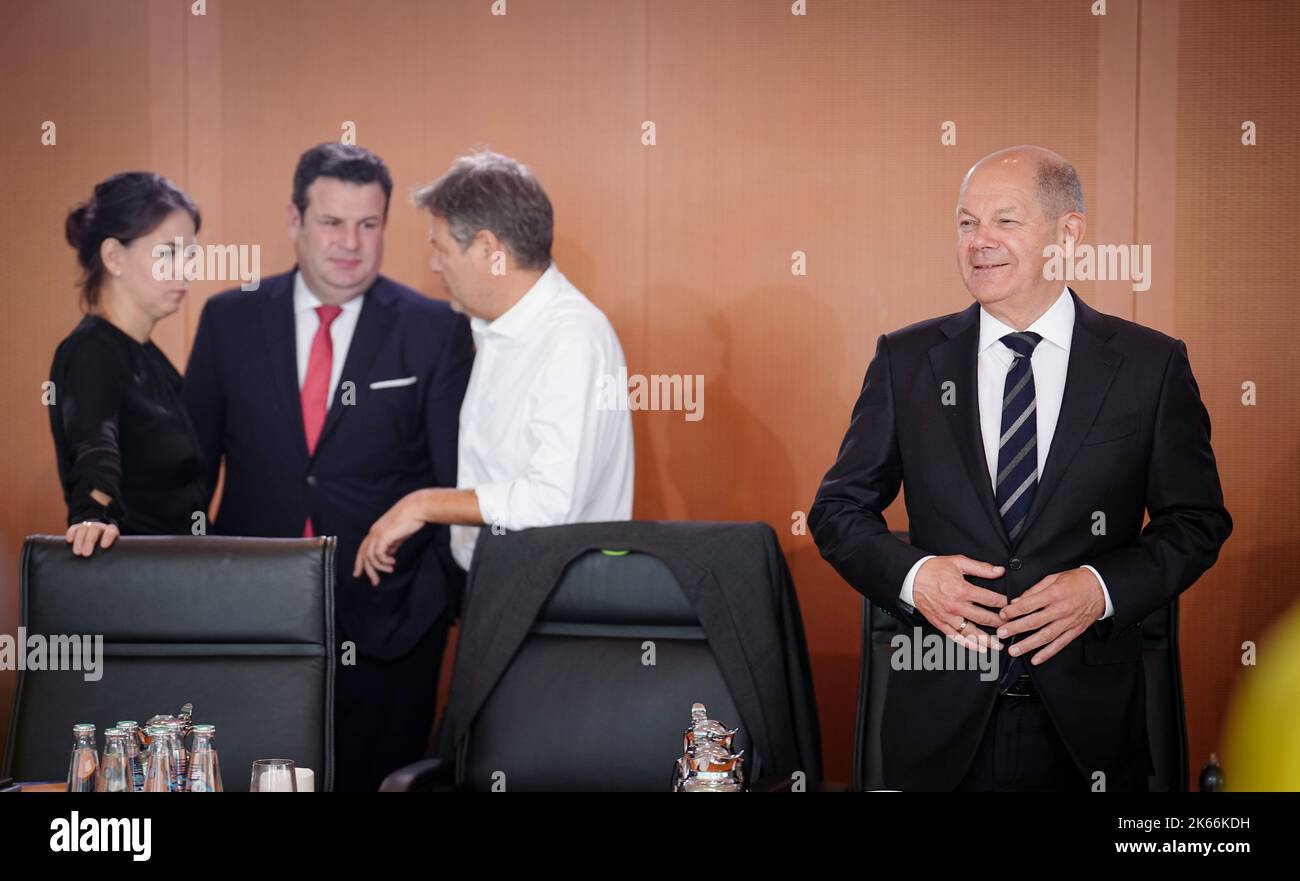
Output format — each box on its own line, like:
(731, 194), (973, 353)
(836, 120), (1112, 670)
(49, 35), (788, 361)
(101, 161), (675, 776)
(810, 146), (1231, 791)
(183, 143), (474, 791)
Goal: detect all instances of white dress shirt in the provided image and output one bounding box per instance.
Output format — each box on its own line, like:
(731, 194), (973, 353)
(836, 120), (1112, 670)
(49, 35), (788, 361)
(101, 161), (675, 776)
(451, 262), (635, 570)
(293, 270), (364, 406)
(900, 287), (1114, 619)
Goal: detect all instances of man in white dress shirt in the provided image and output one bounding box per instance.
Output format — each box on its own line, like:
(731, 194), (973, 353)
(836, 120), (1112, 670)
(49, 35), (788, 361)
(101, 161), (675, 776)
(355, 151), (633, 581)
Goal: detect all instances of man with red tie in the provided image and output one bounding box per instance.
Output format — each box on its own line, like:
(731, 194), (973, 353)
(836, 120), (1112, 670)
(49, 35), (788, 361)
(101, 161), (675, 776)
(183, 143), (474, 791)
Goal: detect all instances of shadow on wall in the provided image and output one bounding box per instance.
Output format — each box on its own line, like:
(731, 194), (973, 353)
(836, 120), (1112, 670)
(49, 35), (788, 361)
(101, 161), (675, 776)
(630, 281), (868, 779)
(632, 282), (850, 528)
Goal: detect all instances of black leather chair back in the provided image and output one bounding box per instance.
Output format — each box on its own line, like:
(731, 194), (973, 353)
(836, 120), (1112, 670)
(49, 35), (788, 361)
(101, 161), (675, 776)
(3, 536), (335, 792)
(1138, 599), (1189, 792)
(457, 549), (749, 792)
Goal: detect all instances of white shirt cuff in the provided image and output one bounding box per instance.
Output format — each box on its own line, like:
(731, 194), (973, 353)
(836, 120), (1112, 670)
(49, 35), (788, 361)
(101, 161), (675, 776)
(472, 482), (512, 532)
(1081, 564), (1114, 620)
(900, 555), (936, 610)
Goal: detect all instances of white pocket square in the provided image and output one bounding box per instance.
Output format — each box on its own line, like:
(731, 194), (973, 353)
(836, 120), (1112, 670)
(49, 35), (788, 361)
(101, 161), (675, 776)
(369, 376), (417, 389)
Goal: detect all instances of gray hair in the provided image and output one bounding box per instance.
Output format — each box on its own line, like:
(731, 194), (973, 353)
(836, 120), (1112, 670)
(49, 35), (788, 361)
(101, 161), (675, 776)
(1035, 156), (1085, 218)
(413, 151), (553, 270)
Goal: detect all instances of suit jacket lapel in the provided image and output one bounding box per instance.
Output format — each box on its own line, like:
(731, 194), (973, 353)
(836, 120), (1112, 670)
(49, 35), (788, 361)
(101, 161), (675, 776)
(1012, 289), (1123, 549)
(929, 302), (1012, 550)
(311, 279), (397, 458)
(259, 271), (309, 460)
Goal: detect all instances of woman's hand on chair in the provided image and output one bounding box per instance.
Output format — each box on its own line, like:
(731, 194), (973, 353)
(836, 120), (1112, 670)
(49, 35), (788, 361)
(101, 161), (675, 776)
(65, 520), (120, 557)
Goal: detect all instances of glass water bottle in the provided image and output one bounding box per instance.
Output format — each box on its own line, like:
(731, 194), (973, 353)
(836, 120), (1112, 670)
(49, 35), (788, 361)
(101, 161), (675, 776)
(66, 723), (98, 793)
(95, 728), (133, 792)
(116, 720), (145, 791)
(186, 724), (223, 792)
(164, 719), (189, 791)
(143, 725), (174, 792)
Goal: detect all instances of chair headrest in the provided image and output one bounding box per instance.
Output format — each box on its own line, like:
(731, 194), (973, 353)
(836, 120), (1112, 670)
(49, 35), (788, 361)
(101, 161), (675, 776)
(536, 549), (699, 628)
(21, 535), (332, 644)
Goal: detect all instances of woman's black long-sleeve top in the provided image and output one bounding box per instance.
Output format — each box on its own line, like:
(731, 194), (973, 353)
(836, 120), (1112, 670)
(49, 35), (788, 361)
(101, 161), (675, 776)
(48, 314), (209, 535)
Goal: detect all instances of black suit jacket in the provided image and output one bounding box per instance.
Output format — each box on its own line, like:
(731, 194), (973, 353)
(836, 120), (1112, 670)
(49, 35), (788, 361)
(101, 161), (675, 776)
(435, 521), (823, 784)
(182, 269), (475, 660)
(809, 289), (1231, 791)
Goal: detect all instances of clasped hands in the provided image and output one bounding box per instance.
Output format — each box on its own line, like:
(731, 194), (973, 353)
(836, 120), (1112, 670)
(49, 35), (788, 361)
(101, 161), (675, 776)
(911, 555), (1106, 665)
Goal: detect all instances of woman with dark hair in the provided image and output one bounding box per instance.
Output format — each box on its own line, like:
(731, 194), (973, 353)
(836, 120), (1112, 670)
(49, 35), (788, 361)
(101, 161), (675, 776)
(50, 171), (209, 556)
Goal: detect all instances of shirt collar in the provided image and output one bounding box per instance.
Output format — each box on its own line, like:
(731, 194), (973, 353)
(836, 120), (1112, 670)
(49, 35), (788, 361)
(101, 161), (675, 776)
(470, 262), (560, 340)
(978, 286), (1074, 356)
(293, 270), (365, 315)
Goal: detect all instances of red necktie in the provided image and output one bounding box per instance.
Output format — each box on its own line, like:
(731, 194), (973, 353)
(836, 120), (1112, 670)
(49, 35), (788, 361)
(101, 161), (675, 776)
(302, 304), (343, 537)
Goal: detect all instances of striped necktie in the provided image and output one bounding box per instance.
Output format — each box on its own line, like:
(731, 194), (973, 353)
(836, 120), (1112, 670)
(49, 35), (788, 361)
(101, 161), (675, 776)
(995, 330), (1042, 688)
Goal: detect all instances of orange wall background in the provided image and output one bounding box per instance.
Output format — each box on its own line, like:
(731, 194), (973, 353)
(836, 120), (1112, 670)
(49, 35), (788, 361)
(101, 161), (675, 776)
(2, 0), (1297, 785)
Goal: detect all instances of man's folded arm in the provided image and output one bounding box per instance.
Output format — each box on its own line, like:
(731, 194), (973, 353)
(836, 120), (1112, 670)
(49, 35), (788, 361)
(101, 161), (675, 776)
(1085, 339), (1232, 635)
(809, 333), (930, 619)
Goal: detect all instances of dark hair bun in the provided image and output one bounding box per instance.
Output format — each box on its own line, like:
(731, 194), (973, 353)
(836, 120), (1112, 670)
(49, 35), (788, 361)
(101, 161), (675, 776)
(64, 172), (201, 311)
(65, 202), (93, 251)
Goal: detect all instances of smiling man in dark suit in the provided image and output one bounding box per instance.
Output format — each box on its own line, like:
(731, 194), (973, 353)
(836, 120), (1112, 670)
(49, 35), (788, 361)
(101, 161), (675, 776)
(810, 146), (1231, 791)
(182, 143), (474, 791)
